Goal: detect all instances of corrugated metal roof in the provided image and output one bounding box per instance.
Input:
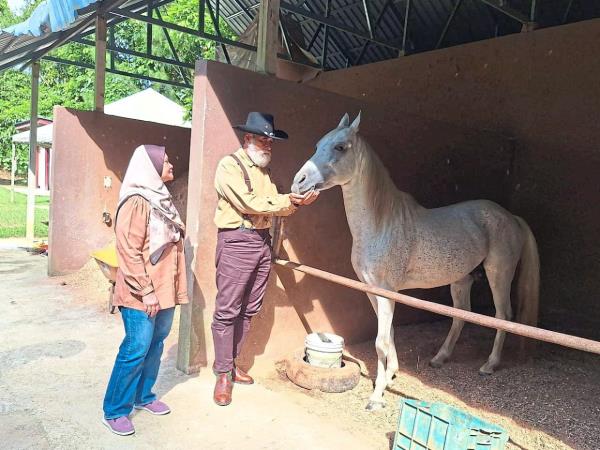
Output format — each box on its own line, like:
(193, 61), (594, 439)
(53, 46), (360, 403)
(0, 0), (158, 71)
(290, 0), (600, 69)
(1, 0), (600, 73)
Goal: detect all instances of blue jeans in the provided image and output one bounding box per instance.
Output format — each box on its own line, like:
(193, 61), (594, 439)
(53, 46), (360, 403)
(103, 306), (175, 419)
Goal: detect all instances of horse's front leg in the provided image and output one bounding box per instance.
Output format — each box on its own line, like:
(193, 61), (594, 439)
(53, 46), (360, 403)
(366, 295), (395, 411)
(367, 293), (398, 387)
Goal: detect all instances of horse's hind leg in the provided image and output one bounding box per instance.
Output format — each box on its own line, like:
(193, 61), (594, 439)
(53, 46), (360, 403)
(480, 264), (515, 375)
(430, 275), (473, 368)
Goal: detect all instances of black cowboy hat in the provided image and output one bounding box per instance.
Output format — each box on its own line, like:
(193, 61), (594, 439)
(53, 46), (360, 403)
(233, 112), (288, 140)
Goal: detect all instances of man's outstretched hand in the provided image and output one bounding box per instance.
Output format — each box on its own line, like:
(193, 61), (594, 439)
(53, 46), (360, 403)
(290, 190), (320, 206)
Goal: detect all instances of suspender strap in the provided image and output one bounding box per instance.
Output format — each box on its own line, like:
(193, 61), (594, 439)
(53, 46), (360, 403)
(229, 153), (254, 227)
(230, 153), (253, 192)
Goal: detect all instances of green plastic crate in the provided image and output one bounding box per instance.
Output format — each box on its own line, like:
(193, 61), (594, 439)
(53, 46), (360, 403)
(393, 398), (509, 450)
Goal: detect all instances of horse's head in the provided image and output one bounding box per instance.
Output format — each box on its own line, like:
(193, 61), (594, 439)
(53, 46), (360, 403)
(292, 112), (361, 195)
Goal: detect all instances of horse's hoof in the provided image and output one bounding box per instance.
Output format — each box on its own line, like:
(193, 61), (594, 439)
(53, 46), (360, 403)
(478, 365), (496, 376)
(365, 401), (385, 411)
(429, 359), (444, 369)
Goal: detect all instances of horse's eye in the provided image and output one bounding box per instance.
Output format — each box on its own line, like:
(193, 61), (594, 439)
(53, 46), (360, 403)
(335, 144), (345, 152)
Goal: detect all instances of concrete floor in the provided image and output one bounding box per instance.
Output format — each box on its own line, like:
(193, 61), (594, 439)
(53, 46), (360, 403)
(0, 246), (379, 449)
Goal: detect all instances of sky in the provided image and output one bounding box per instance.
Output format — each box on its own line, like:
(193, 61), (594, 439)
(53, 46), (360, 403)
(7, 0), (28, 15)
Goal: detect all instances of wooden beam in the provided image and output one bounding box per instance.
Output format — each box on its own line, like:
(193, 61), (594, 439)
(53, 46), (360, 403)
(26, 61), (40, 242)
(256, 0), (280, 75)
(94, 15), (107, 112)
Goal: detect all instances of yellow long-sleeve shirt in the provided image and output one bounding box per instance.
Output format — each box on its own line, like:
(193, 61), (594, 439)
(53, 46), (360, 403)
(214, 148), (296, 230)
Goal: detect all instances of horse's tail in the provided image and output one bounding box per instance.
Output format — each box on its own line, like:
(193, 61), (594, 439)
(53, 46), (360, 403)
(514, 216), (540, 330)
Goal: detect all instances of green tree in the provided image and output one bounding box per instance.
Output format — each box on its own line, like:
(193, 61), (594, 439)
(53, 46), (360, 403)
(108, 0), (237, 115)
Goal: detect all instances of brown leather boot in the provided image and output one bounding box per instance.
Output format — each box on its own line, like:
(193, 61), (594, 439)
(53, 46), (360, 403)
(213, 372), (233, 406)
(232, 366), (254, 385)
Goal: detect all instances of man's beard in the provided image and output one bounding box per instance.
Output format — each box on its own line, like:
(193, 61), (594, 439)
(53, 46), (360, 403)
(247, 143), (272, 168)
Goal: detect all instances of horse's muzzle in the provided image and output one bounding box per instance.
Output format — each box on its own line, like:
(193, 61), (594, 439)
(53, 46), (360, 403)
(292, 161), (323, 195)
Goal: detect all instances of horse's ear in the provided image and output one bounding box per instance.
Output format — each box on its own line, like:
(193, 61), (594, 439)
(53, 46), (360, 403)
(338, 113), (350, 128)
(350, 111), (361, 132)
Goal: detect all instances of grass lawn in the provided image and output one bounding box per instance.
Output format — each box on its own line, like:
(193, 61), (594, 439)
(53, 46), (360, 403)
(0, 187), (49, 238)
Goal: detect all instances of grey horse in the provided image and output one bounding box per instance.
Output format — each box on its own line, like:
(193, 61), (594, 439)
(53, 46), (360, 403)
(291, 113), (540, 410)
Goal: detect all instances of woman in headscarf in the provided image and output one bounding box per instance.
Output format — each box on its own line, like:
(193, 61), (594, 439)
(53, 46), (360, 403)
(102, 145), (188, 436)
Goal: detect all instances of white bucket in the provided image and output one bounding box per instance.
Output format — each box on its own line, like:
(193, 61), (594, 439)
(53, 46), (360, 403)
(304, 332), (344, 368)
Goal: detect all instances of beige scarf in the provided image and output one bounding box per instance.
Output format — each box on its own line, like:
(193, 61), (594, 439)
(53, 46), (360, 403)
(116, 145), (184, 264)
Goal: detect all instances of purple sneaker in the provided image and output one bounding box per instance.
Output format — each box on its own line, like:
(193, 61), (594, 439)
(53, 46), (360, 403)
(134, 400), (171, 415)
(102, 416), (135, 436)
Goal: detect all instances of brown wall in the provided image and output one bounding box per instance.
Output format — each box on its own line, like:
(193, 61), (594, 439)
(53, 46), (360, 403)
(48, 108), (191, 275)
(177, 60), (511, 373)
(307, 19), (600, 337)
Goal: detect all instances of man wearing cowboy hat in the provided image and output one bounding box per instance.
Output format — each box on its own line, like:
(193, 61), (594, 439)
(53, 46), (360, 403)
(211, 112), (319, 406)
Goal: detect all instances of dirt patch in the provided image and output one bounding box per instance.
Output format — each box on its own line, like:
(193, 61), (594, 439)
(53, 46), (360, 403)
(262, 322), (599, 450)
(2, 247), (383, 450)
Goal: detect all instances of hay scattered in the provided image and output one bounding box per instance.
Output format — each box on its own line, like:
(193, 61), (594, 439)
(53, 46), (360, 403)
(56, 259), (113, 311)
(265, 321), (599, 450)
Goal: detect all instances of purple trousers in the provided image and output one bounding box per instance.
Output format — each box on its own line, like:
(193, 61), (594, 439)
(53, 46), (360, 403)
(211, 228), (272, 373)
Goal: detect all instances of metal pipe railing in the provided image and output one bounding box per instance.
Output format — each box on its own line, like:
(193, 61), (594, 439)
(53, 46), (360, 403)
(274, 258), (600, 355)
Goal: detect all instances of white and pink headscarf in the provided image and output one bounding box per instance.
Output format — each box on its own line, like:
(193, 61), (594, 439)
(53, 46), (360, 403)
(117, 145), (184, 264)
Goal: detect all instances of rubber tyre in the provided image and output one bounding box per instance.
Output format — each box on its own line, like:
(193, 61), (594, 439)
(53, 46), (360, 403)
(285, 348), (361, 393)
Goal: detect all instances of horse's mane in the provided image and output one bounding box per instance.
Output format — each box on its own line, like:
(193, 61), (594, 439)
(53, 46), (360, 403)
(356, 136), (418, 230)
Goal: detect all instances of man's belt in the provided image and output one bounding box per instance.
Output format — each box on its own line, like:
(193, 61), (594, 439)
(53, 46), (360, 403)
(218, 227), (270, 234)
